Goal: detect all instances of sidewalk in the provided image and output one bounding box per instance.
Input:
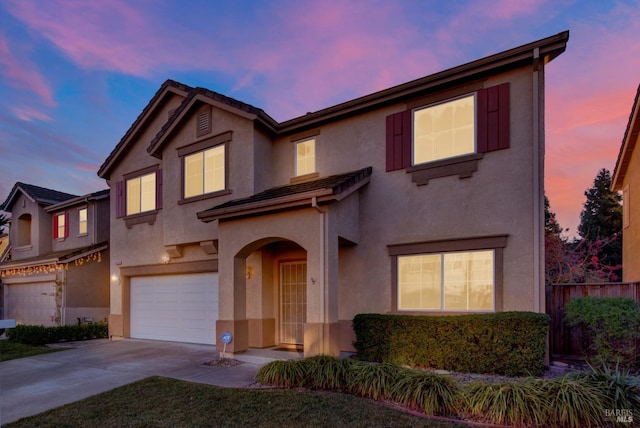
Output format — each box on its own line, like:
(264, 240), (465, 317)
(0, 339), (261, 425)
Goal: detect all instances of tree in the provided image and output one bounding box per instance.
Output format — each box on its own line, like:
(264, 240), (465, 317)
(577, 168), (622, 279)
(0, 213), (7, 234)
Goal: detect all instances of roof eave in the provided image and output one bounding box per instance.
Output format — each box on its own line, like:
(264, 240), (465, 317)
(277, 31), (569, 134)
(97, 81), (192, 179)
(612, 84), (640, 191)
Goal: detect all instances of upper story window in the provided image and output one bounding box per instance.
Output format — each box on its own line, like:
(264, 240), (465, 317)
(78, 207), (88, 235)
(16, 214), (31, 247)
(184, 145), (225, 198)
(54, 212), (68, 239)
(127, 172), (156, 215)
(116, 166), (162, 222)
(295, 138), (316, 176)
(413, 95), (475, 165)
(386, 83), (510, 184)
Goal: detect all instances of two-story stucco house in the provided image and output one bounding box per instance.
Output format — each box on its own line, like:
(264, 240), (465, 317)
(99, 31), (568, 356)
(612, 83), (640, 282)
(0, 183), (110, 326)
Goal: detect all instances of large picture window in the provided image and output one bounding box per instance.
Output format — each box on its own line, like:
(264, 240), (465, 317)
(126, 172), (156, 215)
(398, 250), (494, 311)
(184, 145), (225, 198)
(413, 95), (475, 165)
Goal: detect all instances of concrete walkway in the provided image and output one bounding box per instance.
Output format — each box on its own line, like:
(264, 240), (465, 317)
(0, 339), (262, 425)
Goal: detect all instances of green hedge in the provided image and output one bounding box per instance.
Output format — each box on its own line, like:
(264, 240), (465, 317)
(352, 312), (549, 376)
(6, 322), (108, 346)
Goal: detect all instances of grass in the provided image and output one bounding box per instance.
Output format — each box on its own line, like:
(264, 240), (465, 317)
(4, 377), (469, 428)
(0, 340), (63, 361)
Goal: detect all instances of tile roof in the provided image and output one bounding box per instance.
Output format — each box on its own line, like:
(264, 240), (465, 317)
(198, 167), (372, 222)
(1, 182), (79, 211)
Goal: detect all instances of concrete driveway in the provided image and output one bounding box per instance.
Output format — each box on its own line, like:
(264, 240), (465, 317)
(0, 339), (261, 425)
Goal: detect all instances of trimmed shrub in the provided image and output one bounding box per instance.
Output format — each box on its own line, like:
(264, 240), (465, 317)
(352, 312), (549, 376)
(564, 296), (640, 366)
(6, 322), (108, 346)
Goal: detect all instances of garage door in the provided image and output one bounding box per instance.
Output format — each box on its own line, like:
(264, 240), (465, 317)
(7, 281), (57, 326)
(130, 273), (218, 345)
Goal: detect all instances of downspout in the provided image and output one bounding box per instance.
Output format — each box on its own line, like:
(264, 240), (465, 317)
(532, 47), (542, 313)
(311, 197), (328, 353)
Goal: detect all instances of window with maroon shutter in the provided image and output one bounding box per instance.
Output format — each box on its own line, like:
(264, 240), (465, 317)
(116, 180), (125, 218)
(155, 169), (163, 210)
(477, 82), (510, 153)
(385, 110), (411, 171)
(53, 212), (68, 239)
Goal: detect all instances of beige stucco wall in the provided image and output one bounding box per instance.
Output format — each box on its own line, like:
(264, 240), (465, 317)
(622, 132), (640, 281)
(8, 194), (51, 260)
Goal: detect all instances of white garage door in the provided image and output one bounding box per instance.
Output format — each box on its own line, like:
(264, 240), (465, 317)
(7, 281), (57, 326)
(130, 273), (218, 345)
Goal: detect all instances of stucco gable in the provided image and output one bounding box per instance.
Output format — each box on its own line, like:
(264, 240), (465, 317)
(147, 87), (278, 158)
(612, 83), (640, 191)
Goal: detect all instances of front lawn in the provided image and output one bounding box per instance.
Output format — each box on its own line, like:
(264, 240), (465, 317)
(0, 340), (63, 361)
(4, 377), (468, 427)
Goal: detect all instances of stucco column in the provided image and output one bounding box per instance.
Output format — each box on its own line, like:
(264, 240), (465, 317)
(216, 240), (248, 355)
(304, 203), (340, 357)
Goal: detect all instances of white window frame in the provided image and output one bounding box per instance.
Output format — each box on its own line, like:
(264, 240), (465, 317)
(397, 249), (495, 312)
(78, 207), (88, 235)
(184, 144), (226, 199)
(126, 172), (156, 216)
(412, 94), (476, 165)
(295, 138), (316, 176)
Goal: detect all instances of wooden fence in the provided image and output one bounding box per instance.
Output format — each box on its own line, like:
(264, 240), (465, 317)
(545, 282), (640, 360)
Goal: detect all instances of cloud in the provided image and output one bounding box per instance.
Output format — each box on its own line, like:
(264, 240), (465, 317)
(11, 105), (52, 122)
(0, 34), (56, 108)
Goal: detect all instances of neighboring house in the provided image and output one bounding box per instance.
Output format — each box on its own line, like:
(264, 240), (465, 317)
(612, 84), (640, 282)
(0, 183), (110, 326)
(98, 31), (569, 356)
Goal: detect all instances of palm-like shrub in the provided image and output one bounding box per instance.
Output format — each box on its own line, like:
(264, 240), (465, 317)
(390, 370), (460, 416)
(302, 355), (348, 391)
(255, 359), (306, 388)
(539, 375), (606, 428)
(345, 361), (407, 400)
(463, 378), (547, 426)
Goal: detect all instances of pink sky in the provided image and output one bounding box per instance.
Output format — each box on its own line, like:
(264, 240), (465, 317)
(1, 0), (639, 236)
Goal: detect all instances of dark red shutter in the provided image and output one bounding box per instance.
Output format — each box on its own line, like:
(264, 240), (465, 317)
(53, 214), (59, 239)
(116, 180), (125, 218)
(385, 110), (412, 171)
(477, 82), (510, 153)
(64, 212), (69, 238)
(155, 169), (163, 210)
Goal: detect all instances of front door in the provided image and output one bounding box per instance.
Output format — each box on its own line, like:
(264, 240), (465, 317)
(280, 261), (307, 346)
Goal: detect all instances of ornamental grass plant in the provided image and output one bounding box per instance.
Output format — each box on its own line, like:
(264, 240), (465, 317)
(390, 370), (461, 416)
(254, 359), (306, 388)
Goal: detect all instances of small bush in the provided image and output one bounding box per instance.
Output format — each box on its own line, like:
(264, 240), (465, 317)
(564, 296), (640, 366)
(353, 312), (549, 376)
(539, 375), (606, 428)
(463, 378), (547, 426)
(6, 322), (108, 346)
(346, 361), (407, 401)
(302, 355), (348, 391)
(390, 370), (460, 416)
(255, 359), (306, 388)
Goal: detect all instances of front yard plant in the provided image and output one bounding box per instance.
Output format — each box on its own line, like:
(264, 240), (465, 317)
(256, 355), (640, 427)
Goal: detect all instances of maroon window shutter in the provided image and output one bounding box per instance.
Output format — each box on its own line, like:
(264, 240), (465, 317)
(53, 214), (59, 239)
(477, 82), (510, 153)
(116, 180), (125, 218)
(385, 110), (412, 171)
(64, 212), (69, 238)
(155, 169), (163, 210)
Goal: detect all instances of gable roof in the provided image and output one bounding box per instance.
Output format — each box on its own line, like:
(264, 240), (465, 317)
(612, 83), (640, 191)
(44, 188), (110, 212)
(98, 31), (569, 180)
(147, 87), (278, 158)
(97, 80), (193, 178)
(1, 182), (79, 212)
(197, 167), (372, 222)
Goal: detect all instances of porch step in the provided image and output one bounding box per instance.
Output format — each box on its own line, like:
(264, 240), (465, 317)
(231, 348), (304, 365)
